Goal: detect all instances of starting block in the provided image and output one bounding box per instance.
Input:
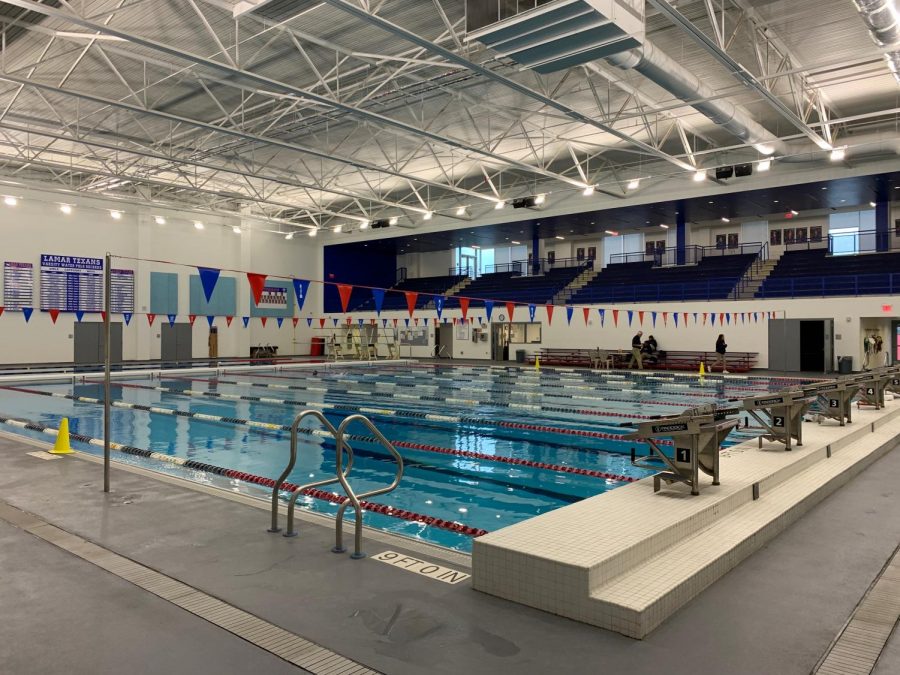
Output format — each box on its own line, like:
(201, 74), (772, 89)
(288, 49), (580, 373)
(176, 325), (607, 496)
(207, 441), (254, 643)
(625, 403), (739, 496)
(852, 370), (890, 409)
(802, 379), (859, 427)
(742, 390), (815, 451)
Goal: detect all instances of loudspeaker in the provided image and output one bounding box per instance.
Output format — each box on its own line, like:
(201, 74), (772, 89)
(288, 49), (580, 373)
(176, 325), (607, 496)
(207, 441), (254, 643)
(715, 166), (734, 180)
(734, 163), (753, 177)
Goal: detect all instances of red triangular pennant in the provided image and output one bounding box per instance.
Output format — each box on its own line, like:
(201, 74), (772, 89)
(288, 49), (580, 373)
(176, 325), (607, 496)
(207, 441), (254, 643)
(459, 297), (470, 321)
(292, 317), (299, 327)
(719, 312), (725, 325)
(100, 311), (106, 322)
(319, 318), (326, 328)
(546, 304), (554, 325)
(612, 309), (619, 326)
(506, 302), (516, 322)
(405, 291), (418, 317)
(226, 316), (234, 327)
(260, 316), (268, 327)
(414, 317), (419, 326)
(0, 306), (4, 318)
(49, 308), (60, 324)
(583, 307), (590, 325)
(683, 312), (688, 325)
(188, 314), (197, 326)
(662, 311), (668, 326)
(392, 318), (398, 327)
(337, 284), (353, 313)
(147, 313), (156, 326)
(638, 310), (644, 325)
(247, 273), (267, 305)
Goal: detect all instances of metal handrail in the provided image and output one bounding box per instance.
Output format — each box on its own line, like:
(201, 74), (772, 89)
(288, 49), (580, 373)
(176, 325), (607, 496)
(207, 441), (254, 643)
(332, 414), (405, 559)
(268, 410), (351, 534)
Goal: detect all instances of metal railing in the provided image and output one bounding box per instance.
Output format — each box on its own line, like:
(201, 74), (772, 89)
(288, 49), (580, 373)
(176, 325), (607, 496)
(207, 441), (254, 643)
(610, 242), (765, 268)
(268, 410), (404, 559)
(757, 272), (900, 298)
(483, 261), (524, 275)
(448, 265), (473, 278)
(396, 266), (408, 284)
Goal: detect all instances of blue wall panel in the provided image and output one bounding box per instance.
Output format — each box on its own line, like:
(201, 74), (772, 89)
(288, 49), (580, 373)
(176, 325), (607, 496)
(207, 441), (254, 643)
(149, 271), (178, 315)
(250, 279), (294, 318)
(189, 275), (236, 316)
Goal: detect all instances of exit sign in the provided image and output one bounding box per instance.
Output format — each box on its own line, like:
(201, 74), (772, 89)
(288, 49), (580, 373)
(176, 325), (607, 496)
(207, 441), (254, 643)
(882, 304), (893, 313)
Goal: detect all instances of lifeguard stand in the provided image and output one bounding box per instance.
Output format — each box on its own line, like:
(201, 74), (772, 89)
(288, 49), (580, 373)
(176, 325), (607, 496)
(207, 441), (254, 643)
(742, 390), (815, 450)
(625, 403), (739, 496)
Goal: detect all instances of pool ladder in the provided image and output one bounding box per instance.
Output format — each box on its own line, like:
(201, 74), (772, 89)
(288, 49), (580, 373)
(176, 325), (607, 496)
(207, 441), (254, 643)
(267, 410), (404, 559)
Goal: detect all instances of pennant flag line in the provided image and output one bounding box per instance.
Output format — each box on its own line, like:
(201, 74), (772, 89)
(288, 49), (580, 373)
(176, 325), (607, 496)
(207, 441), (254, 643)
(75, 310), (85, 323)
(372, 288), (385, 316)
(293, 279), (310, 312)
(337, 284), (353, 313)
(243, 317), (250, 328)
(566, 306), (574, 325)
(198, 267), (220, 303)
(459, 297), (470, 321)
(22, 307), (33, 323)
(247, 273), (267, 305)
(48, 308), (59, 324)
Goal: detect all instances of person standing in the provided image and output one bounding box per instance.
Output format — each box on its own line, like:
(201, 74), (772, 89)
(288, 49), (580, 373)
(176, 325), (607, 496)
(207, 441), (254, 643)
(715, 333), (728, 374)
(629, 330), (644, 369)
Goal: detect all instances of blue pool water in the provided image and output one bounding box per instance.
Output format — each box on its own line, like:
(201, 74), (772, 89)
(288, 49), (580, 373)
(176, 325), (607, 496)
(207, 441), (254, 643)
(0, 364), (816, 552)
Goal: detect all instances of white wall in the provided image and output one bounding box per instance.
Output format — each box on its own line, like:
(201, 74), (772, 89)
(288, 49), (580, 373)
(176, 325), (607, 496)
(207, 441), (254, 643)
(0, 189), (321, 364)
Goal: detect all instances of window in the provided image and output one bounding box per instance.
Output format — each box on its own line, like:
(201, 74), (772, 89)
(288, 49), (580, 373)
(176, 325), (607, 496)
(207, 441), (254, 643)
(830, 227), (858, 255)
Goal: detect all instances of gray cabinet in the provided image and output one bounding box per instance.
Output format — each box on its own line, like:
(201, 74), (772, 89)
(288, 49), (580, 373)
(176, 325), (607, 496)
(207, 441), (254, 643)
(74, 322), (122, 366)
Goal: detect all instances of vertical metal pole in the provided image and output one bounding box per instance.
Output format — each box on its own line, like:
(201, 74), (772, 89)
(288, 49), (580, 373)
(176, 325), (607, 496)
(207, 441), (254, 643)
(103, 253), (112, 493)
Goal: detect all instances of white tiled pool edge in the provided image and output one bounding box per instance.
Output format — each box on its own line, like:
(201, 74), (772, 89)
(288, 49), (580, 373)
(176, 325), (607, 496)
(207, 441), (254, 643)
(472, 405), (900, 639)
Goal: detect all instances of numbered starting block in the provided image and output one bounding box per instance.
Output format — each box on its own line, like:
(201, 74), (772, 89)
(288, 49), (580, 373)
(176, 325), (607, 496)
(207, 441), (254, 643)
(881, 366), (900, 397)
(853, 371), (890, 409)
(625, 404), (739, 496)
(742, 390), (815, 451)
(802, 379), (859, 427)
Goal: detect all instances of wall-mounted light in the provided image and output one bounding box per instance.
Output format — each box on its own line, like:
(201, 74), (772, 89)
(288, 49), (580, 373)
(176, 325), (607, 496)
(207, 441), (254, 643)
(830, 147), (846, 162)
(359, 220), (369, 230)
(456, 206), (467, 216)
(494, 201), (505, 210)
(693, 170), (706, 182)
(423, 211), (433, 221)
(193, 220), (204, 230)
(757, 159), (772, 172)
(232, 225), (242, 234)
(3, 196), (17, 207)
(534, 194), (546, 205)
(308, 228), (317, 237)
(154, 215), (166, 225)
(333, 224), (342, 233)
(59, 204), (72, 215)
(389, 216), (399, 225)
(627, 178), (640, 190)
(582, 186), (595, 196)
(110, 210), (122, 219)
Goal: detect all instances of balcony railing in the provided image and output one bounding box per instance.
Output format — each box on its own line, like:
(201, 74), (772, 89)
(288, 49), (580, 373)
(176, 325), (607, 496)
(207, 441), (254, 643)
(758, 273), (900, 298)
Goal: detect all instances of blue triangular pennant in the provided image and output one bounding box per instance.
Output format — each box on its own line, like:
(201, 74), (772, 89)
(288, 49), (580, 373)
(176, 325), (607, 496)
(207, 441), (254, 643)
(22, 307), (33, 322)
(382, 318), (388, 327)
(484, 300), (494, 322)
(123, 312), (132, 326)
(207, 315), (215, 327)
(651, 311), (657, 327)
(674, 313), (679, 327)
(167, 314), (177, 327)
(197, 267), (220, 303)
(726, 313), (731, 325)
(292, 279), (310, 312)
(566, 307), (574, 325)
(598, 308), (605, 327)
(424, 318), (429, 326)
(404, 318), (410, 327)
(242, 316), (250, 328)
(371, 288), (385, 316)
(358, 318), (364, 327)
(628, 310), (633, 326)
(435, 296), (445, 319)
(478, 317), (483, 325)
(711, 313), (717, 326)
(277, 317), (285, 328)
(75, 310), (85, 323)
(528, 304), (536, 322)
(693, 312), (698, 323)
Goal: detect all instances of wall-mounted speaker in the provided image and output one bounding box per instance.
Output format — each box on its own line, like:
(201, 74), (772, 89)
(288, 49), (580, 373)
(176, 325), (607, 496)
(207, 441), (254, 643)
(734, 163), (753, 177)
(715, 166), (734, 180)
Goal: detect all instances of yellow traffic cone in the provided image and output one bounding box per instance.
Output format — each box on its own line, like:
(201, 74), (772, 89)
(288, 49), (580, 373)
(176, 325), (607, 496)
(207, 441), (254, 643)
(535, 356), (541, 371)
(50, 417), (74, 454)
(699, 361), (706, 377)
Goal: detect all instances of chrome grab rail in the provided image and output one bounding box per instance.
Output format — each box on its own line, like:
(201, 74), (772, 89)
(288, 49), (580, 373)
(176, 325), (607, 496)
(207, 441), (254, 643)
(268, 410), (351, 534)
(267, 410), (404, 560)
(331, 414), (405, 559)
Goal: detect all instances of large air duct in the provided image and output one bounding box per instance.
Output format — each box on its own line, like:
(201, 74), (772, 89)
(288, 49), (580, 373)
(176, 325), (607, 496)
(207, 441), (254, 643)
(606, 39), (789, 156)
(852, 0), (900, 84)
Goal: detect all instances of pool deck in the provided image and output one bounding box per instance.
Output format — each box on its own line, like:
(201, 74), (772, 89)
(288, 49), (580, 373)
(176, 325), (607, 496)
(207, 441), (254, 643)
(1, 426), (899, 674)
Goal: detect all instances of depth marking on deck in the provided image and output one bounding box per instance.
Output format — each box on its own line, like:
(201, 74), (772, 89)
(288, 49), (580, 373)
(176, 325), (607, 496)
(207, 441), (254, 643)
(371, 550), (470, 585)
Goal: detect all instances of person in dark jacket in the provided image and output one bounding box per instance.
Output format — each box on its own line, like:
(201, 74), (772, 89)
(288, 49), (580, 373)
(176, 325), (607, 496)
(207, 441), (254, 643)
(629, 331), (643, 369)
(715, 334), (728, 374)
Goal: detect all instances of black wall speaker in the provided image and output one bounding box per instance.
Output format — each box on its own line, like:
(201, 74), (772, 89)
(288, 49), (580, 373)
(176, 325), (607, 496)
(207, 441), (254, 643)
(734, 163), (753, 177)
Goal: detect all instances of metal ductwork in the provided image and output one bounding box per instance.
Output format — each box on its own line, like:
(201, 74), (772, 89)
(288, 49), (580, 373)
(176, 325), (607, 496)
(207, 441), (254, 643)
(852, 0), (900, 84)
(605, 39), (789, 156)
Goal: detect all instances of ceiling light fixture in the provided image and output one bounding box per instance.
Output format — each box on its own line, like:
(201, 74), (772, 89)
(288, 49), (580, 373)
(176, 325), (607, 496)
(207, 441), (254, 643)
(693, 170), (706, 182)
(790, 210), (799, 216)
(193, 220), (204, 230)
(359, 220), (369, 230)
(285, 232), (294, 240)
(308, 228), (317, 237)
(59, 204), (72, 215)
(494, 201), (505, 210)
(583, 186), (595, 196)
(534, 194), (546, 205)
(754, 143), (775, 156)
(232, 225), (242, 234)
(721, 217), (730, 223)
(604, 229), (618, 236)
(154, 215), (166, 225)
(555, 235), (565, 240)
(830, 147), (846, 162)
(472, 245), (481, 249)
(3, 195), (17, 206)
(870, 201), (877, 208)
(815, 138), (834, 151)
(660, 224), (670, 229)
(333, 224), (342, 233)
(110, 210), (122, 220)
(388, 217), (399, 226)
(423, 211), (433, 221)
(511, 240), (521, 245)
(627, 178), (640, 190)
(456, 206), (467, 216)
(757, 159), (772, 172)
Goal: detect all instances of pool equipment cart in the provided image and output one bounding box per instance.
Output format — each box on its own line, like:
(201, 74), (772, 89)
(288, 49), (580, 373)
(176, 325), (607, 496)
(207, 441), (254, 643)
(269, 410), (404, 559)
(625, 404), (739, 496)
(742, 390), (816, 450)
(802, 378), (860, 427)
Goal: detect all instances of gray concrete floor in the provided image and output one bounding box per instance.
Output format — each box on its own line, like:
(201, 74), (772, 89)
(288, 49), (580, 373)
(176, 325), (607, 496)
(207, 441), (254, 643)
(874, 623), (900, 675)
(0, 435), (898, 675)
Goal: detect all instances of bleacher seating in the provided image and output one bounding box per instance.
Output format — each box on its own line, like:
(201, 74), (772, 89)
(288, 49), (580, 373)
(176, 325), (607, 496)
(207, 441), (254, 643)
(350, 274), (467, 311)
(569, 253), (756, 304)
(756, 249), (900, 298)
(444, 266), (585, 307)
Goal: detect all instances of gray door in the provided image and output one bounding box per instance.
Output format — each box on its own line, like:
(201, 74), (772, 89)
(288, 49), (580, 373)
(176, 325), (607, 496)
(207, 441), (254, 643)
(161, 323), (192, 364)
(823, 318), (834, 373)
(768, 319), (801, 371)
(74, 322), (122, 366)
(438, 325), (453, 357)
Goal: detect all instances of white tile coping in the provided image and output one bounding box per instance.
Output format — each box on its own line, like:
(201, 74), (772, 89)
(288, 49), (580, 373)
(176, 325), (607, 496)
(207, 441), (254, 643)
(472, 404), (900, 638)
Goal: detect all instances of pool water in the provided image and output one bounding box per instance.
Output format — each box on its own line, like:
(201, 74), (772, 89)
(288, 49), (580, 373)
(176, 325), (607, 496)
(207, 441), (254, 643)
(0, 364), (815, 552)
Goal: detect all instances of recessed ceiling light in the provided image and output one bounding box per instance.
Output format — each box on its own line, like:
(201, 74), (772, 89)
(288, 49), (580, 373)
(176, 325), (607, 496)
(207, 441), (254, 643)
(154, 215), (166, 225)
(604, 229), (618, 236)
(232, 225), (242, 234)
(308, 229), (317, 237)
(3, 196), (17, 206)
(59, 204), (72, 215)
(754, 143), (775, 155)
(456, 206), (467, 216)
(693, 170), (706, 182)
(583, 186), (595, 196)
(660, 224), (670, 229)
(869, 201), (877, 207)
(790, 210), (799, 216)
(627, 178), (640, 190)
(423, 211), (433, 221)
(511, 240), (521, 245)
(534, 194), (546, 205)
(758, 159), (772, 172)
(708, 201), (714, 204)
(494, 201), (505, 210)
(333, 224), (342, 233)
(359, 220), (369, 230)
(555, 235), (565, 240)
(830, 147), (846, 161)
(193, 220), (203, 229)
(110, 210), (122, 219)
(285, 231), (294, 240)
(822, 187), (828, 190)
(721, 217), (730, 223)
(773, 200), (779, 204)
(389, 216), (399, 225)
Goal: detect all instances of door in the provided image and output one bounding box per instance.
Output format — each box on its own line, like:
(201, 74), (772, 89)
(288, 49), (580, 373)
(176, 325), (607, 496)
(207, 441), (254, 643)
(768, 319), (801, 371)
(208, 327), (218, 359)
(892, 320), (900, 365)
(161, 323), (192, 365)
(438, 324), (453, 358)
(491, 323), (505, 361)
(74, 322), (122, 367)
(799, 320), (825, 372)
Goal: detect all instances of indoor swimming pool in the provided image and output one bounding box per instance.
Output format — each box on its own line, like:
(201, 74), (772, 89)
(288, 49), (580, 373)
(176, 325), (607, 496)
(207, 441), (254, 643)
(0, 363), (817, 552)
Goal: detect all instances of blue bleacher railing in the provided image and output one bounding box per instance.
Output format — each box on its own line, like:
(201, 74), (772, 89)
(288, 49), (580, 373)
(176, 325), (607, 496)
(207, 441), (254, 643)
(758, 272), (900, 298)
(448, 265), (473, 278)
(395, 267), (407, 284)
